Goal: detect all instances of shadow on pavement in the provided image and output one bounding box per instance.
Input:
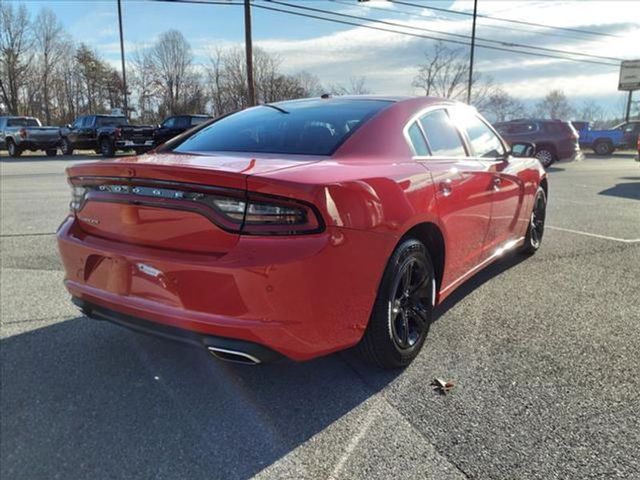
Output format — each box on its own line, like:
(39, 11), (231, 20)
(599, 182), (640, 201)
(0, 317), (399, 480)
(433, 252), (529, 323)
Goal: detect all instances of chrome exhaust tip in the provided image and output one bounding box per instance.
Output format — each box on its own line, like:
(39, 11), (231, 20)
(207, 346), (262, 365)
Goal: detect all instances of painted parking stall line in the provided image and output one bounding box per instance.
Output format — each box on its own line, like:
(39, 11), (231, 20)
(547, 225), (640, 243)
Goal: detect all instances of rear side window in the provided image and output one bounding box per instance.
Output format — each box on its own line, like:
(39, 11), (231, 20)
(190, 116), (209, 127)
(452, 109), (505, 158)
(407, 122), (430, 156)
(97, 116), (127, 127)
(419, 109), (466, 157)
(173, 99), (392, 156)
(507, 123), (537, 134)
(7, 118), (39, 127)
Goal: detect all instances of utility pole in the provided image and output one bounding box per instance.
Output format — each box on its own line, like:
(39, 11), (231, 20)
(467, 0), (478, 105)
(625, 91), (632, 122)
(117, 0), (129, 117)
(244, 0), (256, 106)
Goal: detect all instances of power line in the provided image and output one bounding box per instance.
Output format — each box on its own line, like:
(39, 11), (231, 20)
(330, 0), (601, 42)
(267, 0), (622, 63)
(249, 2), (618, 68)
(389, 0), (621, 39)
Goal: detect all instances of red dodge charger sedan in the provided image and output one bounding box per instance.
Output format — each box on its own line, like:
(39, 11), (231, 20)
(57, 96), (547, 368)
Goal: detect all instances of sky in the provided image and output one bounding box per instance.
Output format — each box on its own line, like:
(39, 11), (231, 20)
(16, 0), (640, 117)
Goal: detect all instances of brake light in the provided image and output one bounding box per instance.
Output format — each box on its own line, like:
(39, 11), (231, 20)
(115, 127), (122, 139)
(19, 128), (27, 139)
(68, 180), (323, 235)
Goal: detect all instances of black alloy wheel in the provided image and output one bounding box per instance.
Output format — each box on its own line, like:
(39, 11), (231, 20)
(521, 187), (547, 254)
(100, 138), (115, 157)
(357, 238), (434, 368)
(61, 138), (73, 156)
(389, 256), (430, 350)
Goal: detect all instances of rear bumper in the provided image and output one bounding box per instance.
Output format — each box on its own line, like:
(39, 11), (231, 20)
(73, 297), (282, 363)
(116, 139), (154, 149)
(16, 139), (60, 150)
(57, 216), (394, 361)
(557, 143), (582, 161)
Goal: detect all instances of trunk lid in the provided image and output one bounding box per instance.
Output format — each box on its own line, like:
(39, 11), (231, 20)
(67, 152), (321, 254)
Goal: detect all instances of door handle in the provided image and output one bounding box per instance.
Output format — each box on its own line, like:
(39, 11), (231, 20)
(438, 178), (453, 196)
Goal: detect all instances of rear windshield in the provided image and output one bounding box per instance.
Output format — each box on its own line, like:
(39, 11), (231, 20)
(97, 116), (128, 127)
(7, 118), (39, 127)
(173, 99), (392, 156)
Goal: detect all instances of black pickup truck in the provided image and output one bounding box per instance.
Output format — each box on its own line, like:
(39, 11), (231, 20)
(60, 115), (155, 157)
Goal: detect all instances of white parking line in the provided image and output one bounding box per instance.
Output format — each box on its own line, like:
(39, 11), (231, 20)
(547, 226), (640, 243)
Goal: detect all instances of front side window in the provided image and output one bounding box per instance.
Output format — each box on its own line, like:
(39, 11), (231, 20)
(175, 116), (191, 128)
(8, 118), (40, 127)
(162, 117), (176, 128)
(419, 109), (466, 158)
(452, 109), (505, 158)
(173, 99), (392, 156)
(407, 122), (430, 156)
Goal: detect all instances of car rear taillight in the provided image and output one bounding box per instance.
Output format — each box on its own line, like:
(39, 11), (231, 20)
(114, 128), (122, 139)
(19, 128), (27, 139)
(69, 185), (87, 212)
(68, 180), (323, 235)
(212, 194), (321, 235)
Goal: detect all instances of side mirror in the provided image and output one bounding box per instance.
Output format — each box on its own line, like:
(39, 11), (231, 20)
(510, 142), (535, 158)
(66, 124), (72, 129)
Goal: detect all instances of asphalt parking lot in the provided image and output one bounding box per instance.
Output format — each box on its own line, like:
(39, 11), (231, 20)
(1, 152), (639, 479)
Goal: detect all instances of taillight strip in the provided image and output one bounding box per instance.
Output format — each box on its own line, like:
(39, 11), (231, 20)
(69, 176), (325, 236)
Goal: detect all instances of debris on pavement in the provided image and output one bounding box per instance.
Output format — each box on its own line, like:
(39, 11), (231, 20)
(431, 378), (455, 395)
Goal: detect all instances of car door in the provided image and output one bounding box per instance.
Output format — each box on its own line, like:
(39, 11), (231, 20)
(622, 122), (640, 148)
(451, 107), (525, 253)
(80, 116), (98, 148)
(67, 117), (84, 145)
(411, 108), (494, 292)
(156, 117), (181, 145)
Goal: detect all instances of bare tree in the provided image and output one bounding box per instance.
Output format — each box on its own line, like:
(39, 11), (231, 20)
(149, 30), (195, 115)
(206, 46), (320, 116)
(33, 8), (65, 124)
(535, 90), (574, 120)
(413, 41), (497, 110)
(131, 46), (159, 122)
(328, 76), (371, 95)
(0, 3), (33, 114)
(481, 88), (526, 122)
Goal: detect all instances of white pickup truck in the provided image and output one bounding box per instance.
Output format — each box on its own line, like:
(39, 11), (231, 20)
(0, 116), (61, 157)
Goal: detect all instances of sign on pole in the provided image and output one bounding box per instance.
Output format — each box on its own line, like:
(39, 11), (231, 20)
(618, 60), (640, 91)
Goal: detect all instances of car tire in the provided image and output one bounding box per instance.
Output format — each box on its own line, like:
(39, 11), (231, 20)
(357, 238), (434, 369)
(593, 141), (613, 156)
(61, 138), (74, 156)
(7, 140), (22, 158)
(100, 137), (115, 157)
(45, 149), (57, 157)
(520, 187), (547, 255)
(535, 148), (555, 168)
